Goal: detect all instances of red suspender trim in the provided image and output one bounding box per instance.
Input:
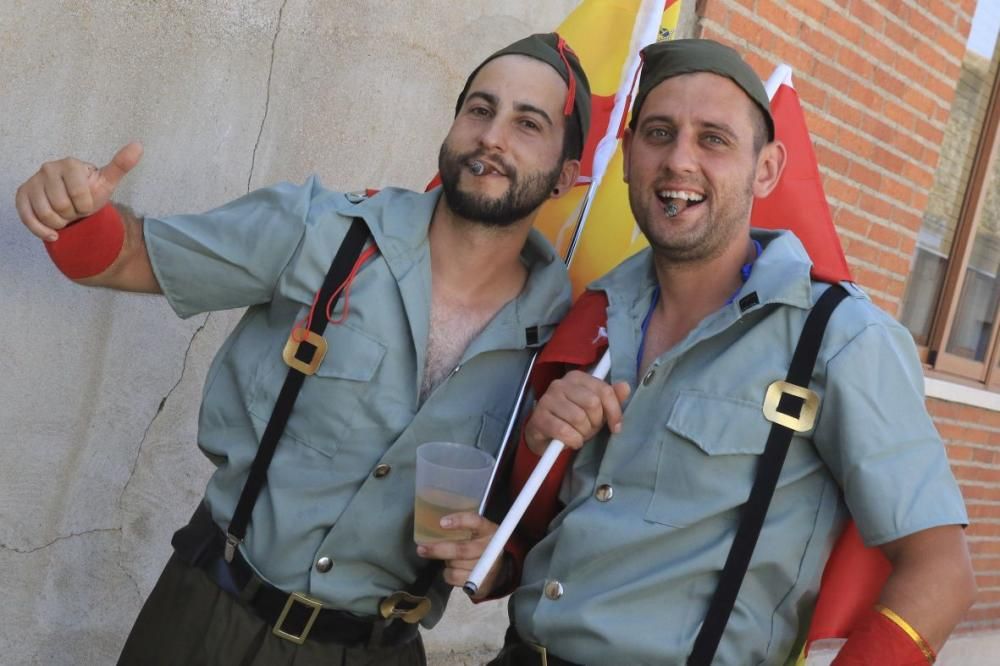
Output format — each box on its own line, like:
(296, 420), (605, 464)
(44, 204), (125, 279)
(291, 242), (379, 342)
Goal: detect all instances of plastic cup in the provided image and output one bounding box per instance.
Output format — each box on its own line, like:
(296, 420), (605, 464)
(413, 441), (495, 545)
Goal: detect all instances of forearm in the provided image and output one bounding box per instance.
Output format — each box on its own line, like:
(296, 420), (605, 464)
(876, 525), (976, 651)
(834, 525), (976, 664)
(80, 203), (160, 293)
(54, 203), (161, 294)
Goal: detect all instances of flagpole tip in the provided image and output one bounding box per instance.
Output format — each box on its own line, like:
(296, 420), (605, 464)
(764, 63), (795, 100)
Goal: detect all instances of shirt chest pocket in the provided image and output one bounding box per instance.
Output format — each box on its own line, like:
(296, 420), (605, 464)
(644, 390), (771, 528)
(249, 322), (389, 458)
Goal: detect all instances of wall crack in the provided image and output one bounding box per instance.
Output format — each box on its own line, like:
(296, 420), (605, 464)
(117, 550), (144, 601)
(0, 527), (120, 554)
(247, 0), (290, 192)
(117, 314), (210, 511)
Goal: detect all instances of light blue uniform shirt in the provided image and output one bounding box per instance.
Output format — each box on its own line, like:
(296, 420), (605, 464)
(143, 179), (571, 623)
(511, 229), (967, 665)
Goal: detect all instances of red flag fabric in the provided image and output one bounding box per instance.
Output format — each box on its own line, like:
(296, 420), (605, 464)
(751, 84), (852, 284)
(509, 290), (610, 546)
(807, 523), (892, 649)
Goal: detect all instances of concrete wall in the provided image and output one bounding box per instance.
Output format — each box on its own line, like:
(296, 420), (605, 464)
(0, 2), (580, 664)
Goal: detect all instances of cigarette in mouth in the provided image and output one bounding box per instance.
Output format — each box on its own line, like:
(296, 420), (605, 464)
(469, 161), (485, 176)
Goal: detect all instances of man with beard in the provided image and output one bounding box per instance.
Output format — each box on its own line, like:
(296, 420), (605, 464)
(474, 39), (974, 665)
(14, 33), (590, 666)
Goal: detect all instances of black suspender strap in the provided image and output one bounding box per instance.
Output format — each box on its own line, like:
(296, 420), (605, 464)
(224, 217), (371, 562)
(687, 283), (850, 666)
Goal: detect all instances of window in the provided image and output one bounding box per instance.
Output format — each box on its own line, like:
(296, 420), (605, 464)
(901, 1), (1000, 389)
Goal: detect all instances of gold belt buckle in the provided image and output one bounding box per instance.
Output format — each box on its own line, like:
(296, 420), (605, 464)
(272, 591), (324, 644)
(378, 591), (432, 624)
(762, 380), (820, 432)
(282, 330), (328, 375)
(529, 642), (549, 666)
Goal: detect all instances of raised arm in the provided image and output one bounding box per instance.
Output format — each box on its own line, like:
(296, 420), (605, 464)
(15, 142), (160, 293)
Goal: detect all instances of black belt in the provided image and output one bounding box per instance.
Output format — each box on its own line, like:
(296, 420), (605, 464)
(498, 626), (582, 666)
(172, 503), (419, 648)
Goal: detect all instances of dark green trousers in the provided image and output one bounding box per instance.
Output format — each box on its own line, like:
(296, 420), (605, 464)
(118, 554), (426, 666)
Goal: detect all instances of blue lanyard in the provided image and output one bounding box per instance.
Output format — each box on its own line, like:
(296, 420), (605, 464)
(636, 239), (761, 374)
(636, 286), (660, 373)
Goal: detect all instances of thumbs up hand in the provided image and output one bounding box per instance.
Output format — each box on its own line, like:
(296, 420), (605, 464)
(15, 142), (144, 241)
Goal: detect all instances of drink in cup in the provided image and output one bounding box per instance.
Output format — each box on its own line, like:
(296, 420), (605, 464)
(413, 441), (495, 544)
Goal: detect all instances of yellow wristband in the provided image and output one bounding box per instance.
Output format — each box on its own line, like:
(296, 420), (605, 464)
(874, 604), (936, 664)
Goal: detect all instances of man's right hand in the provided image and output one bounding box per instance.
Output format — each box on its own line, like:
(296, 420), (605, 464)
(16, 142), (143, 242)
(524, 370), (631, 455)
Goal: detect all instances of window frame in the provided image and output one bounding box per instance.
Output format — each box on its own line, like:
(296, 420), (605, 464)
(917, 60), (1000, 390)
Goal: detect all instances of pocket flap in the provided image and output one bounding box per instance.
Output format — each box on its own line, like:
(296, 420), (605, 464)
(312, 323), (386, 382)
(666, 390), (770, 456)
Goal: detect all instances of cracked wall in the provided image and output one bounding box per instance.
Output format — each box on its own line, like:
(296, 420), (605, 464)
(0, 2), (579, 664)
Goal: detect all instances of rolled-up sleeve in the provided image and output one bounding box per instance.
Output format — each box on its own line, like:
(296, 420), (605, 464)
(814, 318), (968, 546)
(144, 178), (318, 318)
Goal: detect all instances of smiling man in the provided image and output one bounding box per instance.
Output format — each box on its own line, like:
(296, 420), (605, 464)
(14, 33), (589, 666)
(480, 39), (974, 665)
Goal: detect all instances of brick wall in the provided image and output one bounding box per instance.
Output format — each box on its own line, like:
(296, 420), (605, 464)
(692, 0), (1000, 635)
(694, 0), (972, 317)
(933, 398), (1000, 632)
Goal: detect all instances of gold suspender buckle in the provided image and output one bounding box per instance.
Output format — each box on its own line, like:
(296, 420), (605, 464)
(529, 642), (549, 666)
(282, 330), (328, 376)
(272, 591), (324, 644)
(378, 591), (432, 624)
(762, 380), (820, 432)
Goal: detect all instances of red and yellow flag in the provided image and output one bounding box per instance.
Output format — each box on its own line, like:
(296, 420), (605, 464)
(753, 66), (852, 284)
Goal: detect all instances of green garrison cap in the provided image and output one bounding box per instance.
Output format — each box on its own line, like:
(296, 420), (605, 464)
(631, 39), (774, 141)
(455, 33), (592, 158)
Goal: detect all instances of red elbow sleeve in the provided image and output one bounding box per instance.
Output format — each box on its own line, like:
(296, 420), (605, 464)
(44, 204), (125, 279)
(832, 606), (936, 665)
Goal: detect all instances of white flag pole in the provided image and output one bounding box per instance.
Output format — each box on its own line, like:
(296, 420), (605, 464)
(463, 351), (611, 596)
(475, 2), (663, 514)
(764, 63), (793, 100)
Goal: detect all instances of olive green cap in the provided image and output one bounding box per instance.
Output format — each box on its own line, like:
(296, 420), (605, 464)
(455, 32), (592, 158)
(630, 39), (774, 141)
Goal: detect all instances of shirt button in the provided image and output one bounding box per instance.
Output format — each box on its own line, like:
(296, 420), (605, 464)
(373, 463), (391, 478)
(595, 484), (614, 502)
(642, 369), (656, 386)
(315, 556), (333, 573)
(544, 580), (564, 600)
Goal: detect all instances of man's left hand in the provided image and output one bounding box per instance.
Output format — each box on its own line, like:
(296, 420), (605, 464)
(416, 512), (504, 598)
